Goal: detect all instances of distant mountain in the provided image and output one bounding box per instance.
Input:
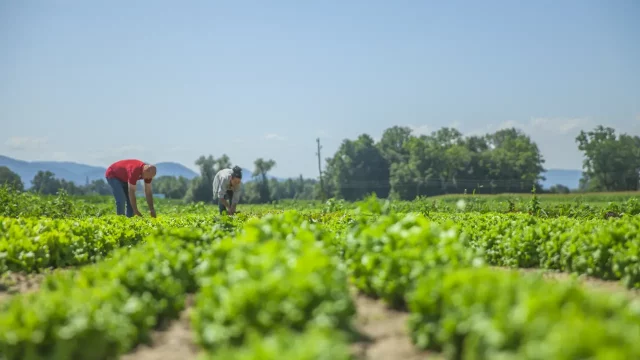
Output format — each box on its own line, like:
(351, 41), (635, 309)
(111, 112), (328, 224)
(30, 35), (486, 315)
(155, 162), (198, 179)
(541, 169), (583, 190)
(0, 155), (107, 188)
(0, 155), (286, 188)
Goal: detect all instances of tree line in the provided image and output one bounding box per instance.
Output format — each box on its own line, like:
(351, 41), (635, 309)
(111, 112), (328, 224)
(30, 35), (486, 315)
(320, 124), (639, 201)
(0, 155), (318, 204)
(1, 124), (638, 203)
(175, 155), (317, 204)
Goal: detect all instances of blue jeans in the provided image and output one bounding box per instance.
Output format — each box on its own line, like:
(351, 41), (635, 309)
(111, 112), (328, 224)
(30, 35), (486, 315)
(106, 177), (134, 217)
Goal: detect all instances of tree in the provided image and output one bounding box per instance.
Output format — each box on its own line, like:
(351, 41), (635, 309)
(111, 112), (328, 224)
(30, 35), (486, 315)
(253, 158), (276, 203)
(184, 154), (225, 203)
(196, 155), (217, 180)
(460, 135), (491, 189)
(484, 128), (546, 193)
(238, 181), (261, 204)
(389, 135), (432, 198)
(266, 175), (318, 202)
(549, 184), (571, 194)
(215, 155), (232, 173)
(0, 166), (24, 191)
(31, 171), (62, 195)
(576, 126), (640, 191)
(425, 128), (471, 193)
(325, 134), (390, 201)
(154, 176), (190, 199)
(84, 179), (112, 195)
(388, 161), (421, 200)
(377, 126), (413, 164)
(349, 125), (548, 200)
(58, 179), (85, 195)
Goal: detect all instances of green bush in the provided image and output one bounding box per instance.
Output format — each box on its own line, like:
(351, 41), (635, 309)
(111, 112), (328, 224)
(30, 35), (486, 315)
(407, 267), (640, 359)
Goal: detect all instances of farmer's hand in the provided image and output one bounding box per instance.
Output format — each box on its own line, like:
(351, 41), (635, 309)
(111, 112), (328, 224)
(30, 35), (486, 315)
(150, 209), (156, 218)
(134, 210), (143, 217)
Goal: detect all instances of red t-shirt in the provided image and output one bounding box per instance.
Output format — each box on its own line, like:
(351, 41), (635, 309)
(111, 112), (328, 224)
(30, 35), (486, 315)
(105, 159), (152, 185)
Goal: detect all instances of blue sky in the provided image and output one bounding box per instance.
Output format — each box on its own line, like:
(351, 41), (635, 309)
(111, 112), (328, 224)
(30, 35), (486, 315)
(1, 0), (639, 178)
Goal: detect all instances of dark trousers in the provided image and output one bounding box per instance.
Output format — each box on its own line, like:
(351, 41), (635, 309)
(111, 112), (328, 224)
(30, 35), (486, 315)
(218, 189), (234, 214)
(106, 177), (134, 217)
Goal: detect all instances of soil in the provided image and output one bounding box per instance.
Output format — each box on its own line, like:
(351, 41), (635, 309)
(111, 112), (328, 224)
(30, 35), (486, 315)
(0, 271), (49, 303)
(350, 289), (444, 360)
(0, 267), (78, 304)
(117, 288), (444, 360)
(347, 267), (640, 360)
(121, 294), (202, 360)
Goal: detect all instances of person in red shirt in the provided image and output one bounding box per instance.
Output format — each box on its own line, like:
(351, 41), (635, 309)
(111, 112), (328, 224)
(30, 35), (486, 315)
(105, 159), (157, 217)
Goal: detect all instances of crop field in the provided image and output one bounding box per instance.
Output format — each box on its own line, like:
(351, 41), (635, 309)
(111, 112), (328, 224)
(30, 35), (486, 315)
(1, 186), (640, 360)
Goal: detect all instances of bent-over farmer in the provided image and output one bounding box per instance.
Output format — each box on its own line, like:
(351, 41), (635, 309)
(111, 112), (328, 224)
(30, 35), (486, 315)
(105, 159), (157, 217)
(212, 166), (243, 215)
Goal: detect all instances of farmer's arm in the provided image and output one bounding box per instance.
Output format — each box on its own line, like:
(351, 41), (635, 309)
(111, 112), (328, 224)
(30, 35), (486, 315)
(144, 181), (155, 216)
(127, 168), (142, 216)
(231, 185), (241, 211)
(128, 183), (141, 215)
(217, 176), (231, 210)
(220, 198), (231, 212)
(232, 184), (241, 204)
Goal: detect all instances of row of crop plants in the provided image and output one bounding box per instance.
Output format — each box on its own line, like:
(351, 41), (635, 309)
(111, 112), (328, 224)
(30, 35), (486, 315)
(339, 210), (640, 359)
(2, 208), (640, 358)
(3, 209), (638, 286)
(0, 213), (356, 359)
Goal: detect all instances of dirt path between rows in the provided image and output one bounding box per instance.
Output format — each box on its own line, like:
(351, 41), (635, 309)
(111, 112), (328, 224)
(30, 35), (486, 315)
(119, 288), (443, 360)
(0, 271), (52, 304)
(121, 294), (201, 360)
(350, 289), (443, 360)
(347, 267), (640, 360)
(12, 266), (632, 360)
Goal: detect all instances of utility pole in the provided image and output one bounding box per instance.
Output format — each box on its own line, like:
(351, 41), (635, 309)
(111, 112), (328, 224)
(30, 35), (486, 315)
(316, 138), (326, 201)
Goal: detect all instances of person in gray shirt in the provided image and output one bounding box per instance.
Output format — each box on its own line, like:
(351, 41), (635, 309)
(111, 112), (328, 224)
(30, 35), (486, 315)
(212, 165), (243, 215)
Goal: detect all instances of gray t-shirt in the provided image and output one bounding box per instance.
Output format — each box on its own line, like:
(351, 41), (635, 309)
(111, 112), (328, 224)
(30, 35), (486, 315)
(212, 168), (241, 204)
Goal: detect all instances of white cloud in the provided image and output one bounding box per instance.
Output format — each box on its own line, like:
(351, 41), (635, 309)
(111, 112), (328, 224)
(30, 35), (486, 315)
(496, 120), (521, 130)
(314, 130), (339, 141)
(408, 124), (431, 136)
(465, 123), (496, 137)
(265, 133), (286, 141)
(5, 136), (47, 150)
(531, 117), (592, 135)
(496, 117), (593, 136)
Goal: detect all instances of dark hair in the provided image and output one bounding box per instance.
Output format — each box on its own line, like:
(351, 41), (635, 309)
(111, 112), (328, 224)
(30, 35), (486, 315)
(232, 166), (243, 179)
